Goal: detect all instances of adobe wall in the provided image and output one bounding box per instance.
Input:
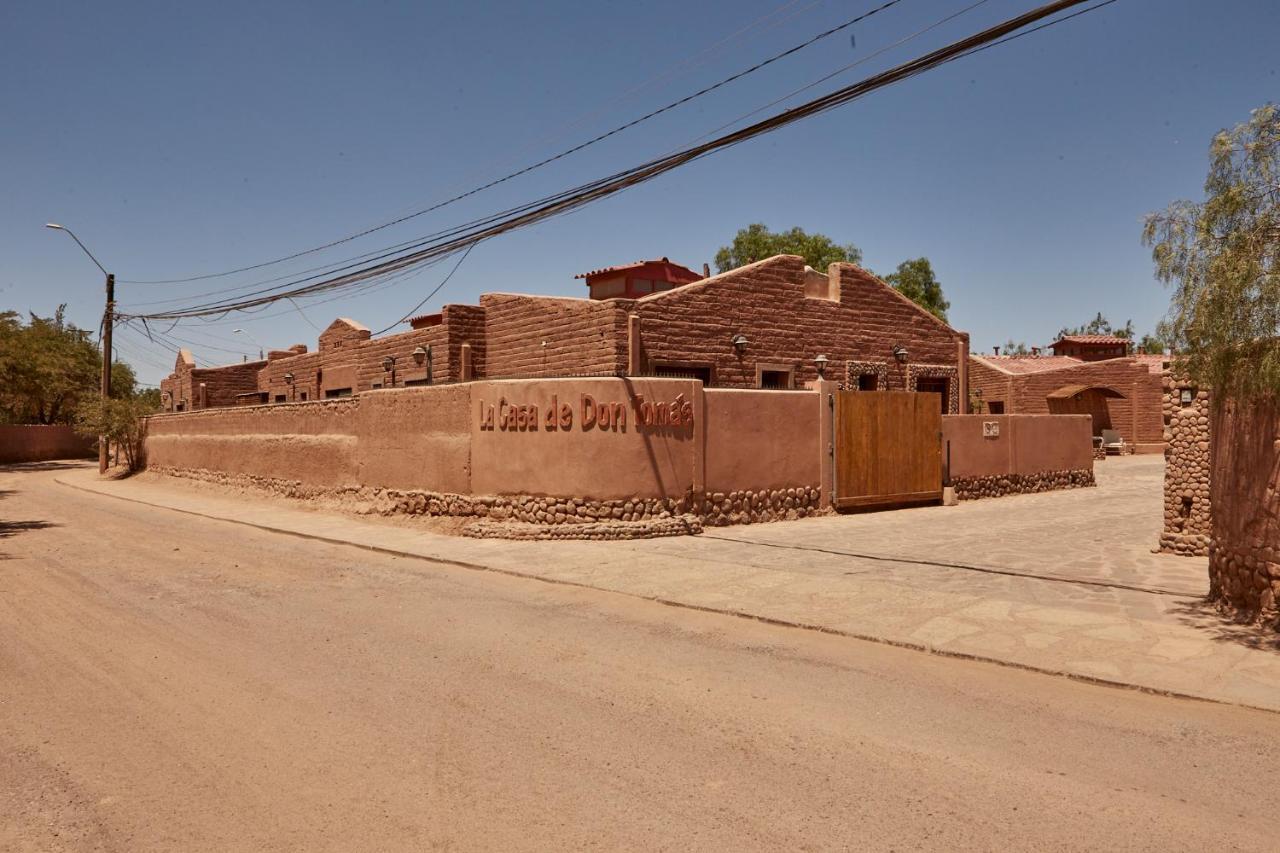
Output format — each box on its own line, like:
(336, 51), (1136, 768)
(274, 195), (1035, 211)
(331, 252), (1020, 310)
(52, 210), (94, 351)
(634, 257), (967, 395)
(197, 360), (265, 408)
(942, 414), (1095, 500)
(1160, 372), (1212, 556)
(0, 425), (96, 464)
(480, 294), (628, 378)
(1207, 395), (1280, 620)
(968, 357), (1163, 450)
(143, 378), (826, 536)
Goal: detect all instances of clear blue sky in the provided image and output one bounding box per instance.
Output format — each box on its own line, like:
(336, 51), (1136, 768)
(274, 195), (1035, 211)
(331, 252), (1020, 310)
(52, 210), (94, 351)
(3, 0), (1275, 385)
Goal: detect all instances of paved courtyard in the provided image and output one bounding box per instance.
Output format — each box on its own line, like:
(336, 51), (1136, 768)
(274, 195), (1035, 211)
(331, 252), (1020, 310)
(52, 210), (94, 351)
(58, 455), (1280, 711)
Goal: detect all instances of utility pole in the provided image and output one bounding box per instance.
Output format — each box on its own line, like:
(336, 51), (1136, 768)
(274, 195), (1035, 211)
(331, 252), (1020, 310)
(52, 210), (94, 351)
(46, 223), (114, 474)
(101, 272), (115, 474)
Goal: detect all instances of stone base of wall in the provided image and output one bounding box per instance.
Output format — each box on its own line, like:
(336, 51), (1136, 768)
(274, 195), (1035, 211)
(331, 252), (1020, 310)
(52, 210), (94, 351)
(950, 468), (1095, 501)
(147, 466), (827, 539)
(1209, 542), (1280, 623)
(465, 516), (703, 541)
(1159, 532), (1210, 557)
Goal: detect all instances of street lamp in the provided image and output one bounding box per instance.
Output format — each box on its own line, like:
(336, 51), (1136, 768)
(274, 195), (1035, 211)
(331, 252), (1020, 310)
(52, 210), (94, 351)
(46, 223), (113, 474)
(232, 328), (265, 361)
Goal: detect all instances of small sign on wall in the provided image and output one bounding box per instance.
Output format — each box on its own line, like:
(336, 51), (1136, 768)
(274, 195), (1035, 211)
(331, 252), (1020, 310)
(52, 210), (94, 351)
(983, 421), (1000, 438)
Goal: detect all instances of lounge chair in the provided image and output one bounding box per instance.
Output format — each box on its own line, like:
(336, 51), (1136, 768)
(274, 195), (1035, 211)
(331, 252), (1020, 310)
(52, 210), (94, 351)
(1100, 429), (1127, 455)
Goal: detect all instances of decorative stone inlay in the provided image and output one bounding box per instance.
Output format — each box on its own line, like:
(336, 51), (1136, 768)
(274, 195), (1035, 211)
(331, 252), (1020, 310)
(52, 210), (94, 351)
(950, 468), (1095, 501)
(906, 363), (960, 414)
(842, 360), (890, 392)
(147, 466), (828, 539)
(1159, 370), (1211, 557)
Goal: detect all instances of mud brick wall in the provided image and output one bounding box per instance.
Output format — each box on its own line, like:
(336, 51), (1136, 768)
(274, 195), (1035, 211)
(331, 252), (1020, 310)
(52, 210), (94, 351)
(1160, 372), (1211, 556)
(634, 256), (966, 394)
(480, 294), (628, 378)
(1207, 395), (1280, 620)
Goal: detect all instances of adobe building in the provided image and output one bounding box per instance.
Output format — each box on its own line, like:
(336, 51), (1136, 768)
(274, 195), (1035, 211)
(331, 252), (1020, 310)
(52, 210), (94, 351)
(1048, 334), (1131, 361)
(163, 255), (973, 414)
(967, 351), (1164, 452)
(159, 349), (265, 412)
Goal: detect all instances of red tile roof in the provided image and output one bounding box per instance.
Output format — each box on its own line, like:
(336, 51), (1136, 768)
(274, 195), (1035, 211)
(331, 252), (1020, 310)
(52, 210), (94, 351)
(574, 257), (700, 281)
(1051, 334), (1131, 346)
(979, 355), (1084, 374)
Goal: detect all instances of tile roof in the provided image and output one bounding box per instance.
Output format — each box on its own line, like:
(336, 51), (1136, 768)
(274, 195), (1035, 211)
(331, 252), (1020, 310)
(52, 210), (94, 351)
(574, 257), (700, 281)
(979, 355), (1084, 374)
(1051, 334), (1131, 346)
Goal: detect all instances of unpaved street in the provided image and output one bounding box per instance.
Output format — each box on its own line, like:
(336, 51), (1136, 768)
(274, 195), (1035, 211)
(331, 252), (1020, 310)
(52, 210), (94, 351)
(3, 463), (1279, 852)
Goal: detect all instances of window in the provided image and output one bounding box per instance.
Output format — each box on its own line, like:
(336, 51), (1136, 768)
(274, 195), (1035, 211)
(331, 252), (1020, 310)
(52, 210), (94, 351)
(760, 370), (791, 390)
(915, 376), (949, 413)
(371, 382), (382, 390)
(652, 363), (712, 385)
(857, 374), (879, 391)
(987, 401), (1005, 414)
(274, 395), (286, 403)
(325, 388), (353, 399)
(632, 278), (654, 294)
(299, 391), (308, 401)
(404, 378), (430, 387)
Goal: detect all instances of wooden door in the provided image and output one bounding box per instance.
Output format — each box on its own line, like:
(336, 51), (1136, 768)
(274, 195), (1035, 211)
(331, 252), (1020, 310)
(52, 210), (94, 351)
(835, 391), (942, 510)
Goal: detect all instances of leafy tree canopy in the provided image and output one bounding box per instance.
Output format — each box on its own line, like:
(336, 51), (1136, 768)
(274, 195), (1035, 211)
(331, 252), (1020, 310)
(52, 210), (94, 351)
(1144, 103), (1280, 397)
(1056, 312), (1135, 341)
(0, 306), (137, 424)
(1001, 340), (1030, 356)
(882, 257), (949, 321)
(714, 223), (861, 273)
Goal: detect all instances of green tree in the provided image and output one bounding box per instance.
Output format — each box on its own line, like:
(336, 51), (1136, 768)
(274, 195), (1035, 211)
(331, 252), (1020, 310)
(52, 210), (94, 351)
(1138, 334), (1166, 355)
(74, 392), (158, 473)
(1001, 340), (1030, 356)
(0, 306), (136, 424)
(714, 223), (861, 273)
(1056, 313), (1134, 340)
(1143, 104), (1280, 397)
(882, 257), (950, 321)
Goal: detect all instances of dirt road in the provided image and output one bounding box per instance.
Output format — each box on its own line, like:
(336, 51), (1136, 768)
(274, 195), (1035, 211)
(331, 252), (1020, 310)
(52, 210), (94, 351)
(2, 463), (1278, 851)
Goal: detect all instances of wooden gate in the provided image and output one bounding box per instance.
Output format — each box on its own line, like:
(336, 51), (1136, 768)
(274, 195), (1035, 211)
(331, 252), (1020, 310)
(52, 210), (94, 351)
(835, 391), (942, 510)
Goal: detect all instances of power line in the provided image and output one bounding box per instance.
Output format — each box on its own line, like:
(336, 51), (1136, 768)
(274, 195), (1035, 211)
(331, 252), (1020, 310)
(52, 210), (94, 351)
(372, 243), (478, 336)
(118, 0), (910, 286)
(121, 0), (1116, 322)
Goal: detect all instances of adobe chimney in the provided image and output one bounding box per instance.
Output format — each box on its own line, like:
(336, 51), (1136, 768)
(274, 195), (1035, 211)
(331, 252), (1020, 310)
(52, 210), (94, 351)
(993, 345), (1001, 356)
(702, 263), (710, 277)
(1031, 346), (1041, 357)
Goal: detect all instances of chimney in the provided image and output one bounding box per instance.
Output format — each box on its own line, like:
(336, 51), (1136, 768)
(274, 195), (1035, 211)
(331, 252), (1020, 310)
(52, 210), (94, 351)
(993, 345), (1001, 356)
(1031, 346), (1041, 357)
(1137, 344), (1146, 355)
(702, 263), (710, 278)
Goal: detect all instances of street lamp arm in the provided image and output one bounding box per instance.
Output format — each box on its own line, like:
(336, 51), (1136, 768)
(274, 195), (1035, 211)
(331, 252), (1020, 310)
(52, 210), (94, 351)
(46, 223), (109, 277)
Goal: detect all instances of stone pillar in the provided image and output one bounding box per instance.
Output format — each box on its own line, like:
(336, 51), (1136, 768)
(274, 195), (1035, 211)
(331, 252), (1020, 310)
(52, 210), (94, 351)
(1159, 370), (1211, 556)
(957, 336), (970, 414)
(627, 313), (642, 376)
(460, 342), (473, 382)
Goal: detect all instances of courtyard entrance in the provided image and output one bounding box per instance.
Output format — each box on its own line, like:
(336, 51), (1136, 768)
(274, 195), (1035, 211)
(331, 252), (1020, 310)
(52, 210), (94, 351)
(834, 391), (942, 510)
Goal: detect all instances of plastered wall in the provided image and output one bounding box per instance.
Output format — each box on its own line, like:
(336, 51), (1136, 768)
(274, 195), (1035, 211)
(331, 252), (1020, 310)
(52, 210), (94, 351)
(0, 425), (95, 464)
(942, 415), (1093, 478)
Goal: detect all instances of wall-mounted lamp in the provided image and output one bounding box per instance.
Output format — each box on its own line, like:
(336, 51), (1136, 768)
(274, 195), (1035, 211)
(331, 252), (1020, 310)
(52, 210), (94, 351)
(412, 345), (429, 365)
(892, 346), (909, 364)
(283, 372), (295, 384)
(1179, 387), (1195, 407)
(382, 355), (397, 388)
(731, 333), (749, 354)
(814, 353), (829, 378)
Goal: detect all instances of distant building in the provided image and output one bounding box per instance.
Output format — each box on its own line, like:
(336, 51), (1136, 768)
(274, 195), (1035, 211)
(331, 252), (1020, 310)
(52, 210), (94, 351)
(1048, 334), (1131, 361)
(160, 255), (973, 413)
(575, 257), (702, 300)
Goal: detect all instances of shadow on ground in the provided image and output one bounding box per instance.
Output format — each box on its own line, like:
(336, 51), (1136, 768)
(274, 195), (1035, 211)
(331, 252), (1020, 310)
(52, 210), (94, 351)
(0, 460), (93, 473)
(0, 519), (58, 538)
(1170, 599), (1280, 651)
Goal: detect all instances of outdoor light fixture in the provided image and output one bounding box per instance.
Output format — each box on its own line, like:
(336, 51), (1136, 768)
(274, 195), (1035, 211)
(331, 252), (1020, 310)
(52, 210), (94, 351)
(892, 346), (909, 364)
(814, 354), (829, 377)
(731, 334), (749, 354)
(382, 356), (395, 371)
(1180, 387), (1195, 406)
(283, 372), (294, 384)
(412, 345), (429, 365)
